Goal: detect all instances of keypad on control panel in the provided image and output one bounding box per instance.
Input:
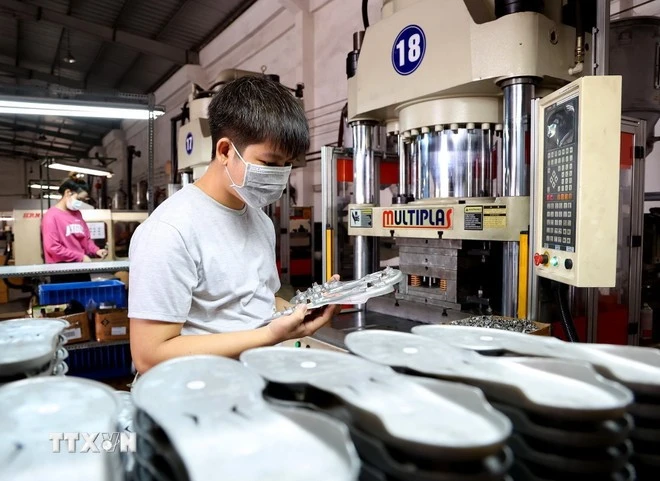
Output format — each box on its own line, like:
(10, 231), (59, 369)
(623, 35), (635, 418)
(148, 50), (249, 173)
(543, 145), (577, 252)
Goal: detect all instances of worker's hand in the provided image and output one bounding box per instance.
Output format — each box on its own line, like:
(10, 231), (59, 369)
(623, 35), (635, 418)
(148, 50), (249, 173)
(96, 249), (108, 259)
(267, 303), (341, 343)
(82, 255), (92, 263)
(275, 296), (292, 312)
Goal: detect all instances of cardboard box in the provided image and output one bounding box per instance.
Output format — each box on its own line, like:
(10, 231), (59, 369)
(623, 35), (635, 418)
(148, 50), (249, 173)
(58, 312), (91, 344)
(95, 308), (129, 342)
(0, 283), (7, 304)
(530, 321), (552, 336)
(36, 308), (91, 345)
(32, 304), (69, 318)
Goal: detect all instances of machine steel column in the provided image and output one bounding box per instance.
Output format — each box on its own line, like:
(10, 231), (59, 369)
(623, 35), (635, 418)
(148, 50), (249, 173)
(592, 0), (610, 76)
(398, 135), (407, 196)
(352, 121), (378, 297)
(500, 77), (535, 317)
(584, 0), (610, 340)
(527, 98), (540, 321)
(501, 77), (535, 196)
(393, 134), (410, 204)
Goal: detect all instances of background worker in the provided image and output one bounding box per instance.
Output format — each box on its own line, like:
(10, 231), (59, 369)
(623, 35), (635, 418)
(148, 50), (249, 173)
(41, 173), (108, 283)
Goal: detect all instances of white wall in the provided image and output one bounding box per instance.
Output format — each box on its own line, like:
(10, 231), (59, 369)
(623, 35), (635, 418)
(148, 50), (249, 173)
(101, 0), (382, 223)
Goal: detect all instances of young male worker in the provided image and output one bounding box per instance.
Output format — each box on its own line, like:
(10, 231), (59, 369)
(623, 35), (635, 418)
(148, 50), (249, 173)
(128, 76), (339, 373)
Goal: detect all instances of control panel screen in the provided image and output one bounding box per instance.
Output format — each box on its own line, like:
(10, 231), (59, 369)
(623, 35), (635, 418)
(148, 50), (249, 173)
(542, 95), (579, 252)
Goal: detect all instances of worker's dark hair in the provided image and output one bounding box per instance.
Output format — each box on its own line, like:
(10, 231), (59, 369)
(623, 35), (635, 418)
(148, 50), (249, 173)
(58, 172), (89, 195)
(207, 76), (309, 160)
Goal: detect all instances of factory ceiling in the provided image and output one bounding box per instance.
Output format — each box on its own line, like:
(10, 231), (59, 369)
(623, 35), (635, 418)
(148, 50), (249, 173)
(0, 0), (257, 159)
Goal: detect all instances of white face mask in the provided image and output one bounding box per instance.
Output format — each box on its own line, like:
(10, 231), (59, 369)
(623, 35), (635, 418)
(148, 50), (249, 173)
(226, 143), (292, 209)
(66, 196), (83, 211)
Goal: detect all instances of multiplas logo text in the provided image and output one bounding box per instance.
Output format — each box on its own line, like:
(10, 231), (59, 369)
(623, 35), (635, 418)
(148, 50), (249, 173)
(49, 432), (136, 453)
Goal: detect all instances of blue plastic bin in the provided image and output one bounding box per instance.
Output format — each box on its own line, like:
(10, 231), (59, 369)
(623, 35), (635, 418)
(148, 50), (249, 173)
(67, 342), (133, 380)
(39, 280), (127, 308)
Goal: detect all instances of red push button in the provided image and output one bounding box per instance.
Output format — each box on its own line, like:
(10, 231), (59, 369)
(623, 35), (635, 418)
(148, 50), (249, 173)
(534, 253), (549, 266)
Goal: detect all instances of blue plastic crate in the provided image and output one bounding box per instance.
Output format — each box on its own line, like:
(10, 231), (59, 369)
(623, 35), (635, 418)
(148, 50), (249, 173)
(66, 342), (133, 380)
(39, 280), (127, 308)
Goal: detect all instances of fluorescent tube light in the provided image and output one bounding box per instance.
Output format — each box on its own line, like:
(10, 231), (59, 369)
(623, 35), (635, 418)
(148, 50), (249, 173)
(48, 160), (113, 178)
(0, 217), (13, 221)
(44, 194), (62, 200)
(29, 183), (59, 190)
(0, 97), (164, 120)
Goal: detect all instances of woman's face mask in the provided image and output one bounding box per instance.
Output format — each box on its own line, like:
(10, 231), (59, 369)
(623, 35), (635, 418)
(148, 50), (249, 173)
(66, 193), (83, 211)
(226, 143), (292, 209)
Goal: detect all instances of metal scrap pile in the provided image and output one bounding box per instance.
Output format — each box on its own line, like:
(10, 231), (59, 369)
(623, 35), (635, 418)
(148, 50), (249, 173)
(450, 316), (539, 333)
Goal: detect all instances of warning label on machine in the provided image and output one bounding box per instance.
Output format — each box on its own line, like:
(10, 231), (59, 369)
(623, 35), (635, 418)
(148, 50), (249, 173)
(464, 206), (483, 231)
(350, 208), (373, 228)
(483, 205), (507, 228)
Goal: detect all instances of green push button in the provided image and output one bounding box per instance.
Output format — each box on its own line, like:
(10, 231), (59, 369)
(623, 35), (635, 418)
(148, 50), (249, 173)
(294, 341), (301, 348)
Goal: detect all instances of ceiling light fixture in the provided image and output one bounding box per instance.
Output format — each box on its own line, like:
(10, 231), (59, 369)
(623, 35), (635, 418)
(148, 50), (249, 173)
(62, 52), (76, 64)
(48, 160), (113, 178)
(44, 194), (62, 200)
(0, 97), (165, 120)
(0, 217), (13, 221)
(62, 29), (76, 64)
(29, 183), (59, 190)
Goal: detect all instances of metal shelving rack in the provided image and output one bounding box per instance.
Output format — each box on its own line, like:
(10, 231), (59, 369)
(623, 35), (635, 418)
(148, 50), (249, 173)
(0, 261), (129, 279)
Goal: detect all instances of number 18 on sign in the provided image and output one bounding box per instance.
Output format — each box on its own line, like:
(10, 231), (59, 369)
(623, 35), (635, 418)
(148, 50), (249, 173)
(392, 25), (426, 76)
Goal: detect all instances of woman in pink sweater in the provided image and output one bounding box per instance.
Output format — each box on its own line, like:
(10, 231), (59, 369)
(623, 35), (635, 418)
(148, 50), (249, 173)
(41, 174), (108, 282)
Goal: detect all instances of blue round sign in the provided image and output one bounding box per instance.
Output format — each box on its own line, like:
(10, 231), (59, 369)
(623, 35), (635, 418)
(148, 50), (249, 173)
(391, 25), (426, 76)
(185, 132), (193, 155)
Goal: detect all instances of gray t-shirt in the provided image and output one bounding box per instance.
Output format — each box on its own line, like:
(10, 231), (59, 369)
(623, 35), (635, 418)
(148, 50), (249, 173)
(128, 185), (280, 334)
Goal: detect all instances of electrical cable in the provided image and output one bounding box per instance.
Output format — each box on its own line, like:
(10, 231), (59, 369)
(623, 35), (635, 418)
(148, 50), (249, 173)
(553, 281), (579, 342)
(337, 103), (348, 147)
(362, 0), (369, 29)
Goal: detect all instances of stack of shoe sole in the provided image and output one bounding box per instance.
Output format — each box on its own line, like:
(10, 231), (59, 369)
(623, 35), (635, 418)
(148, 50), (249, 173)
(115, 391), (136, 477)
(0, 376), (123, 481)
(0, 318), (70, 385)
(579, 344), (660, 481)
(345, 330), (636, 481)
(240, 347), (514, 481)
(130, 355), (360, 481)
(413, 325), (660, 480)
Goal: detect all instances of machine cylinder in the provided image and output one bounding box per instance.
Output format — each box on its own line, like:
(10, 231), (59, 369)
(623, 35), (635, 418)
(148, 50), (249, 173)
(180, 172), (192, 186)
(398, 135), (407, 195)
(392, 134), (411, 204)
(352, 122), (379, 293)
(407, 127), (495, 199)
(501, 77), (535, 197)
(495, 0), (544, 18)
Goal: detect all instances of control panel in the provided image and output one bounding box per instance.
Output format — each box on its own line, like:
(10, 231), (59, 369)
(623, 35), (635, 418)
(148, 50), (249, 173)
(533, 76), (622, 287)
